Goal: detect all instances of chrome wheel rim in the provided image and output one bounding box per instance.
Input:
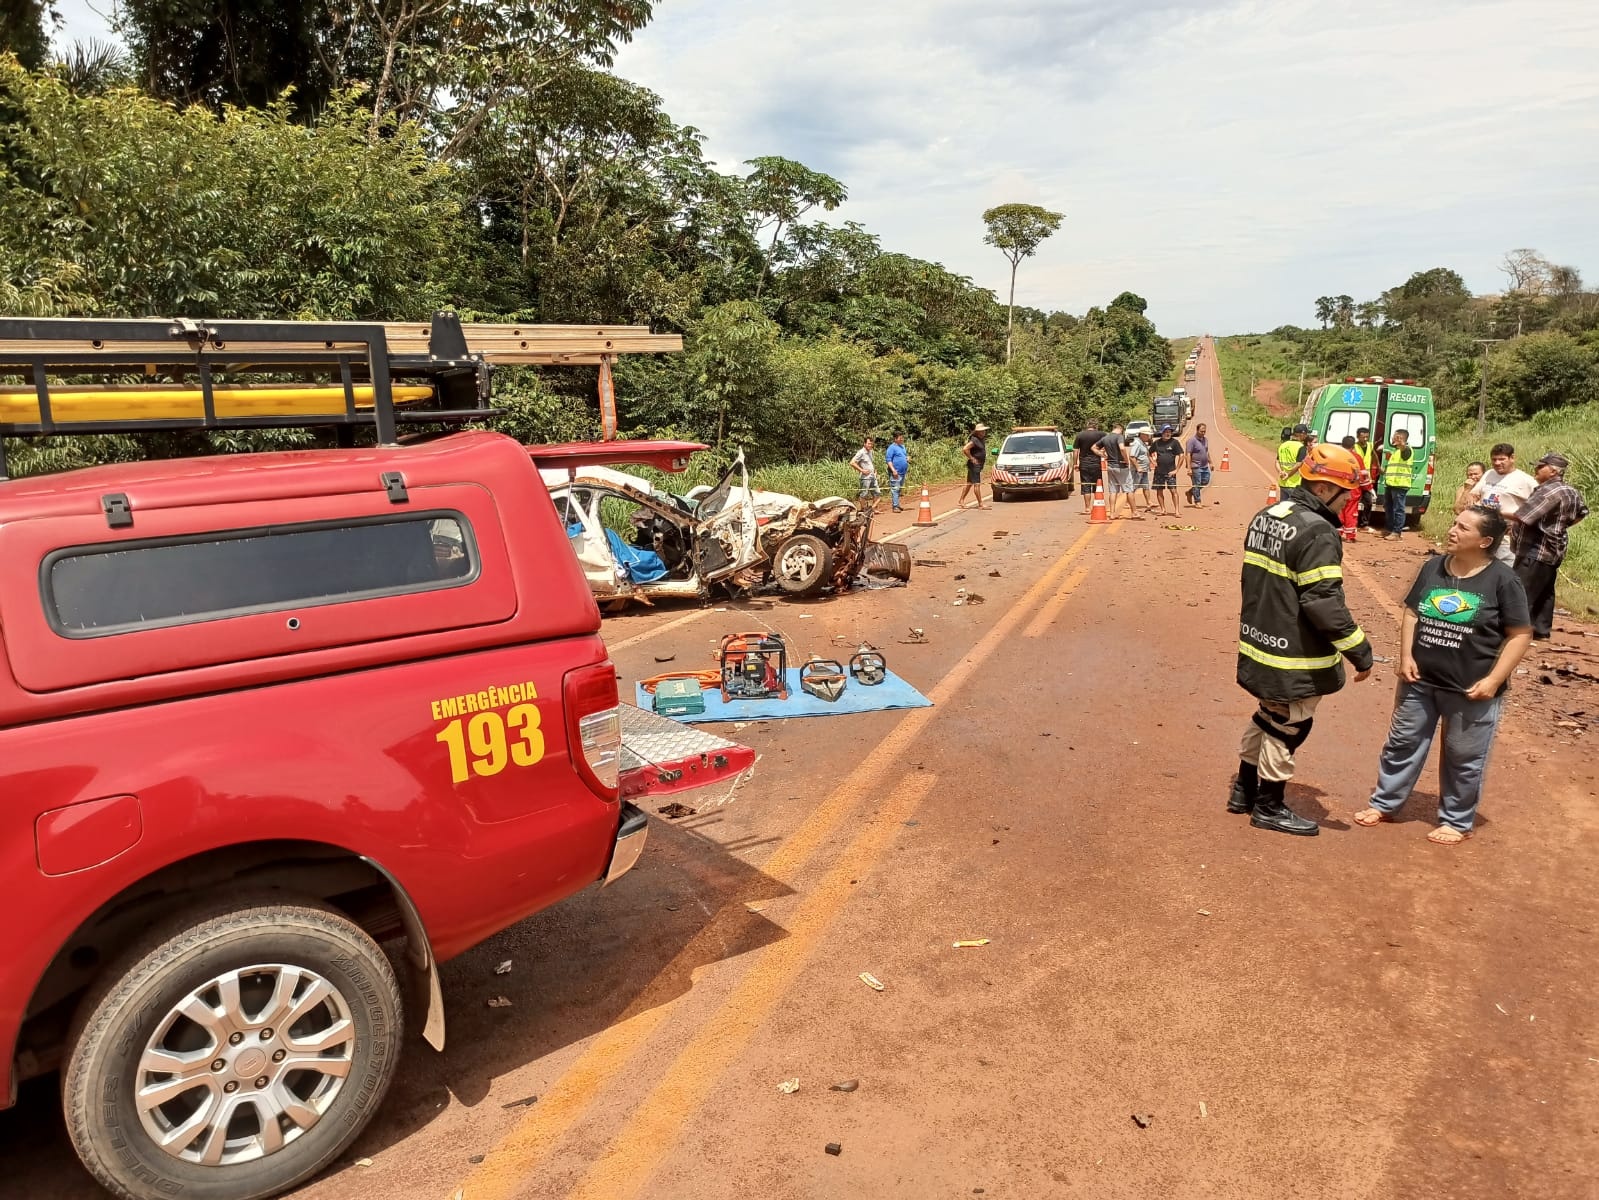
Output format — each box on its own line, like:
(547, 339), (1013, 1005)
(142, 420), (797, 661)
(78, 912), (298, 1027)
(135, 964), (355, 1166)
(779, 544), (818, 580)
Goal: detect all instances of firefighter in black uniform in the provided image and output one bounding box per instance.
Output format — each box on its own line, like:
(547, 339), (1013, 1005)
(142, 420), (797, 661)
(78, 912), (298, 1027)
(1230, 444), (1375, 835)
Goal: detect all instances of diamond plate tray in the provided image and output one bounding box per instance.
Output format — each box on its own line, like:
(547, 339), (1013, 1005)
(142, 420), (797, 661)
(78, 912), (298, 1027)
(618, 703), (756, 799)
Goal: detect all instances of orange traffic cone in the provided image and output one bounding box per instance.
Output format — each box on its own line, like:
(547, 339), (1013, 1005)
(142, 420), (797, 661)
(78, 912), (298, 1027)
(1219, 448), (1231, 471)
(1089, 479), (1109, 524)
(1266, 483), (1280, 505)
(915, 485), (935, 526)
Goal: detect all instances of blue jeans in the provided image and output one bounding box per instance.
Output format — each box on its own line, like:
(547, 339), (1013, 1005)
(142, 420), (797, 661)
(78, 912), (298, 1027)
(1385, 487), (1408, 534)
(889, 473), (904, 508)
(858, 473), (879, 500)
(1191, 465), (1212, 501)
(1370, 681), (1504, 831)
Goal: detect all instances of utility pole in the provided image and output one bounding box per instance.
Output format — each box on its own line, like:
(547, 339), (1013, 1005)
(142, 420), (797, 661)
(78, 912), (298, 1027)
(1473, 338), (1503, 436)
(1297, 362), (1307, 410)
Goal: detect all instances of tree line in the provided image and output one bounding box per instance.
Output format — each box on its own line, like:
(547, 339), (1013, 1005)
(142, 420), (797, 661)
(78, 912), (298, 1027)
(0, 4), (1169, 478)
(1294, 250), (1597, 427)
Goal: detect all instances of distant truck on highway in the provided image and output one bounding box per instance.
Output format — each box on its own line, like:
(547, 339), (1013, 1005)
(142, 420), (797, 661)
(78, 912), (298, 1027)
(1151, 394), (1184, 433)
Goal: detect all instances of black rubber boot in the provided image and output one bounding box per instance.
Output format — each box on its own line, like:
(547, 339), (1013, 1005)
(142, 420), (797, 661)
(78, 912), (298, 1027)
(1249, 781), (1319, 836)
(1227, 761), (1259, 814)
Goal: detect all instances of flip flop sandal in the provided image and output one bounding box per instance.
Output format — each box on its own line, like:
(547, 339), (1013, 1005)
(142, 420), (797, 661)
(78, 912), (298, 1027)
(1427, 826), (1473, 846)
(1353, 808), (1392, 827)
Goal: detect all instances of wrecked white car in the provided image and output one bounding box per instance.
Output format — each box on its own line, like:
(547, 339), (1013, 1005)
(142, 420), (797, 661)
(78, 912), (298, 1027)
(540, 452), (909, 607)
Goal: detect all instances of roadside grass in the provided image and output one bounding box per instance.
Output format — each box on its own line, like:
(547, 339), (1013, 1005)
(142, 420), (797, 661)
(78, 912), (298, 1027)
(1424, 404), (1599, 617)
(1214, 335), (1329, 444)
(1218, 335), (1599, 616)
(631, 438), (974, 501)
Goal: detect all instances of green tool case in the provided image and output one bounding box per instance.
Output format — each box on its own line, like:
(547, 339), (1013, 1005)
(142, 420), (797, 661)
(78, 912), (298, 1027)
(652, 677), (706, 717)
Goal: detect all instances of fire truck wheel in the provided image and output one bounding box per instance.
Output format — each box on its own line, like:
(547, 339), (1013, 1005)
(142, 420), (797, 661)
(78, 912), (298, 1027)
(773, 533), (834, 596)
(62, 897), (403, 1200)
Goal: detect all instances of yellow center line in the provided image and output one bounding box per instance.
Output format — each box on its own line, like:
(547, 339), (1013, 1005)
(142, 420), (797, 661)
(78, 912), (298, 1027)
(559, 538), (1107, 1200)
(564, 772), (942, 1200)
(1023, 564), (1092, 639)
(454, 520), (1106, 1200)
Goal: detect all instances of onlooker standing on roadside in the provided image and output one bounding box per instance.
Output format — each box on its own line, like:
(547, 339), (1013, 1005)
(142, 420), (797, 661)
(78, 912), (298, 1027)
(1074, 421), (1103, 515)
(957, 424), (989, 510)
(850, 436), (879, 501)
(885, 432), (909, 512)
(1354, 505), (1532, 845)
(1453, 462), (1485, 514)
(1129, 428), (1156, 513)
(1353, 426), (1377, 527)
(1095, 423), (1139, 520)
(1380, 428), (1417, 539)
(1470, 443), (1538, 563)
(1509, 452), (1589, 640)
(1186, 422), (1211, 506)
(1150, 425), (1186, 516)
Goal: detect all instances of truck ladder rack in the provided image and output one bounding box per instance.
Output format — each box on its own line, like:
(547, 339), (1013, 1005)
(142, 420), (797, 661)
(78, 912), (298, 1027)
(0, 312), (683, 479)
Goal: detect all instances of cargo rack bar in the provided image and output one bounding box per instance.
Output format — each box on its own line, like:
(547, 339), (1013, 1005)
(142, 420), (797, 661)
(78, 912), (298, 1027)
(0, 312), (683, 479)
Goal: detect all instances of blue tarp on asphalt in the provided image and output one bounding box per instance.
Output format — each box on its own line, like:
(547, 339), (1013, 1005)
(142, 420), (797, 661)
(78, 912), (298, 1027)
(637, 667), (932, 723)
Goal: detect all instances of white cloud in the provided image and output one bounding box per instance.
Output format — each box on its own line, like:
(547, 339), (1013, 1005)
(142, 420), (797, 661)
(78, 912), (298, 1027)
(43, 0), (1599, 334)
(617, 0), (1599, 333)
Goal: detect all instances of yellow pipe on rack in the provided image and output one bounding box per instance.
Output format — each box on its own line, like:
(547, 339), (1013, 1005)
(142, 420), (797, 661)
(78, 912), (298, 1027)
(0, 384), (435, 423)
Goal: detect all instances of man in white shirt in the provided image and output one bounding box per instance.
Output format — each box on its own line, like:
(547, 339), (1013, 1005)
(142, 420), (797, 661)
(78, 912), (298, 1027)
(850, 436), (879, 500)
(1471, 442), (1538, 562)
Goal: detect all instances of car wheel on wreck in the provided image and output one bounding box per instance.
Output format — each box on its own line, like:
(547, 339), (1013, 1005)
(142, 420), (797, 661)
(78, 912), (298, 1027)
(772, 533), (834, 596)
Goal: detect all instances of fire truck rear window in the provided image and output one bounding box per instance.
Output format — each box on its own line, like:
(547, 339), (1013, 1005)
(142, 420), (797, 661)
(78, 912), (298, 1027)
(46, 515), (474, 635)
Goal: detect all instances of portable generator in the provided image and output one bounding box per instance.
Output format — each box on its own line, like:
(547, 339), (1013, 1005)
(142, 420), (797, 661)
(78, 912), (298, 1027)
(719, 632), (789, 701)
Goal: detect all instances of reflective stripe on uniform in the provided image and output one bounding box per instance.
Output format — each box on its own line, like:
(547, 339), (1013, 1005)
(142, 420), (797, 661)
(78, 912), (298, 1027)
(1332, 627), (1368, 652)
(1243, 552), (1345, 587)
(1238, 641), (1341, 670)
(1296, 564), (1344, 585)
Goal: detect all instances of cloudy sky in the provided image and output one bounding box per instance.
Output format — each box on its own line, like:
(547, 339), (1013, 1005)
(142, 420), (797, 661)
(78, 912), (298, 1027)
(53, 0), (1599, 335)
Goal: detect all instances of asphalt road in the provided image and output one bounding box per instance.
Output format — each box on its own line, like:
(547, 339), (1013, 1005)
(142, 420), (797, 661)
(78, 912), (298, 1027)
(5, 342), (1597, 1200)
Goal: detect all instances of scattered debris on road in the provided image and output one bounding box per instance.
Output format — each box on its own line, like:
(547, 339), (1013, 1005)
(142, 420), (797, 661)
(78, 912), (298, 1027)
(825, 1142), (843, 1156)
(500, 1094), (539, 1110)
(657, 802), (697, 818)
(487, 996), (512, 1009)
(355, 1157), (374, 1167)
(988, 569), (1001, 577)
(494, 960), (513, 975)
(1200, 1102), (1208, 1118)
(965, 591), (986, 605)
(914, 558), (948, 567)
(859, 971), (886, 991)
(1131, 1113), (1154, 1129)
(653, 654), (676, 663)
(830, 1079), (860, 1092)
(777, 1078), (800, 1094)
(1197, 909), (1212, 917)
(953, 939), (991, 948)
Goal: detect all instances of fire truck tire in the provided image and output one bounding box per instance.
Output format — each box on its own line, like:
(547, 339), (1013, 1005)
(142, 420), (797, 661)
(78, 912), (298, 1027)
(63, 897), (403, 1200)
(773, 534), (834, 596)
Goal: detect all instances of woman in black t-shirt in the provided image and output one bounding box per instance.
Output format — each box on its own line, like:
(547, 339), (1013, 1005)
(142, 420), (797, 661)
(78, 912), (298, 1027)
(1354, 505), (1533, 844)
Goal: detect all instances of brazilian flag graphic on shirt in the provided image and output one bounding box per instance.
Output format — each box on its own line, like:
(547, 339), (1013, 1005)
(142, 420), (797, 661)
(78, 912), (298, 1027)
(1419, 588), (1481, 625)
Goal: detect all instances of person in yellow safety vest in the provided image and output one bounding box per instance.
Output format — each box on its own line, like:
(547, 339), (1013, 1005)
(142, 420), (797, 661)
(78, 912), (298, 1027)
(1381, 428), (1417, 540)
(1352, 426), (1376, 528)
(1230, 443), (1374, 836)
(1277, 423), (1312, 487)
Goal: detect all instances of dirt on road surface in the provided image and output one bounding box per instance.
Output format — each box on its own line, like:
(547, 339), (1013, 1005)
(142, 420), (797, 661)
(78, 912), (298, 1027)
(5, 343), (1597, 1200)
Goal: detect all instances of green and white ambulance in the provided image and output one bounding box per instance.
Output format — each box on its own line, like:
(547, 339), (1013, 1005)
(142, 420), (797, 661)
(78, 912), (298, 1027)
(1302, 376), (1436, 526)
